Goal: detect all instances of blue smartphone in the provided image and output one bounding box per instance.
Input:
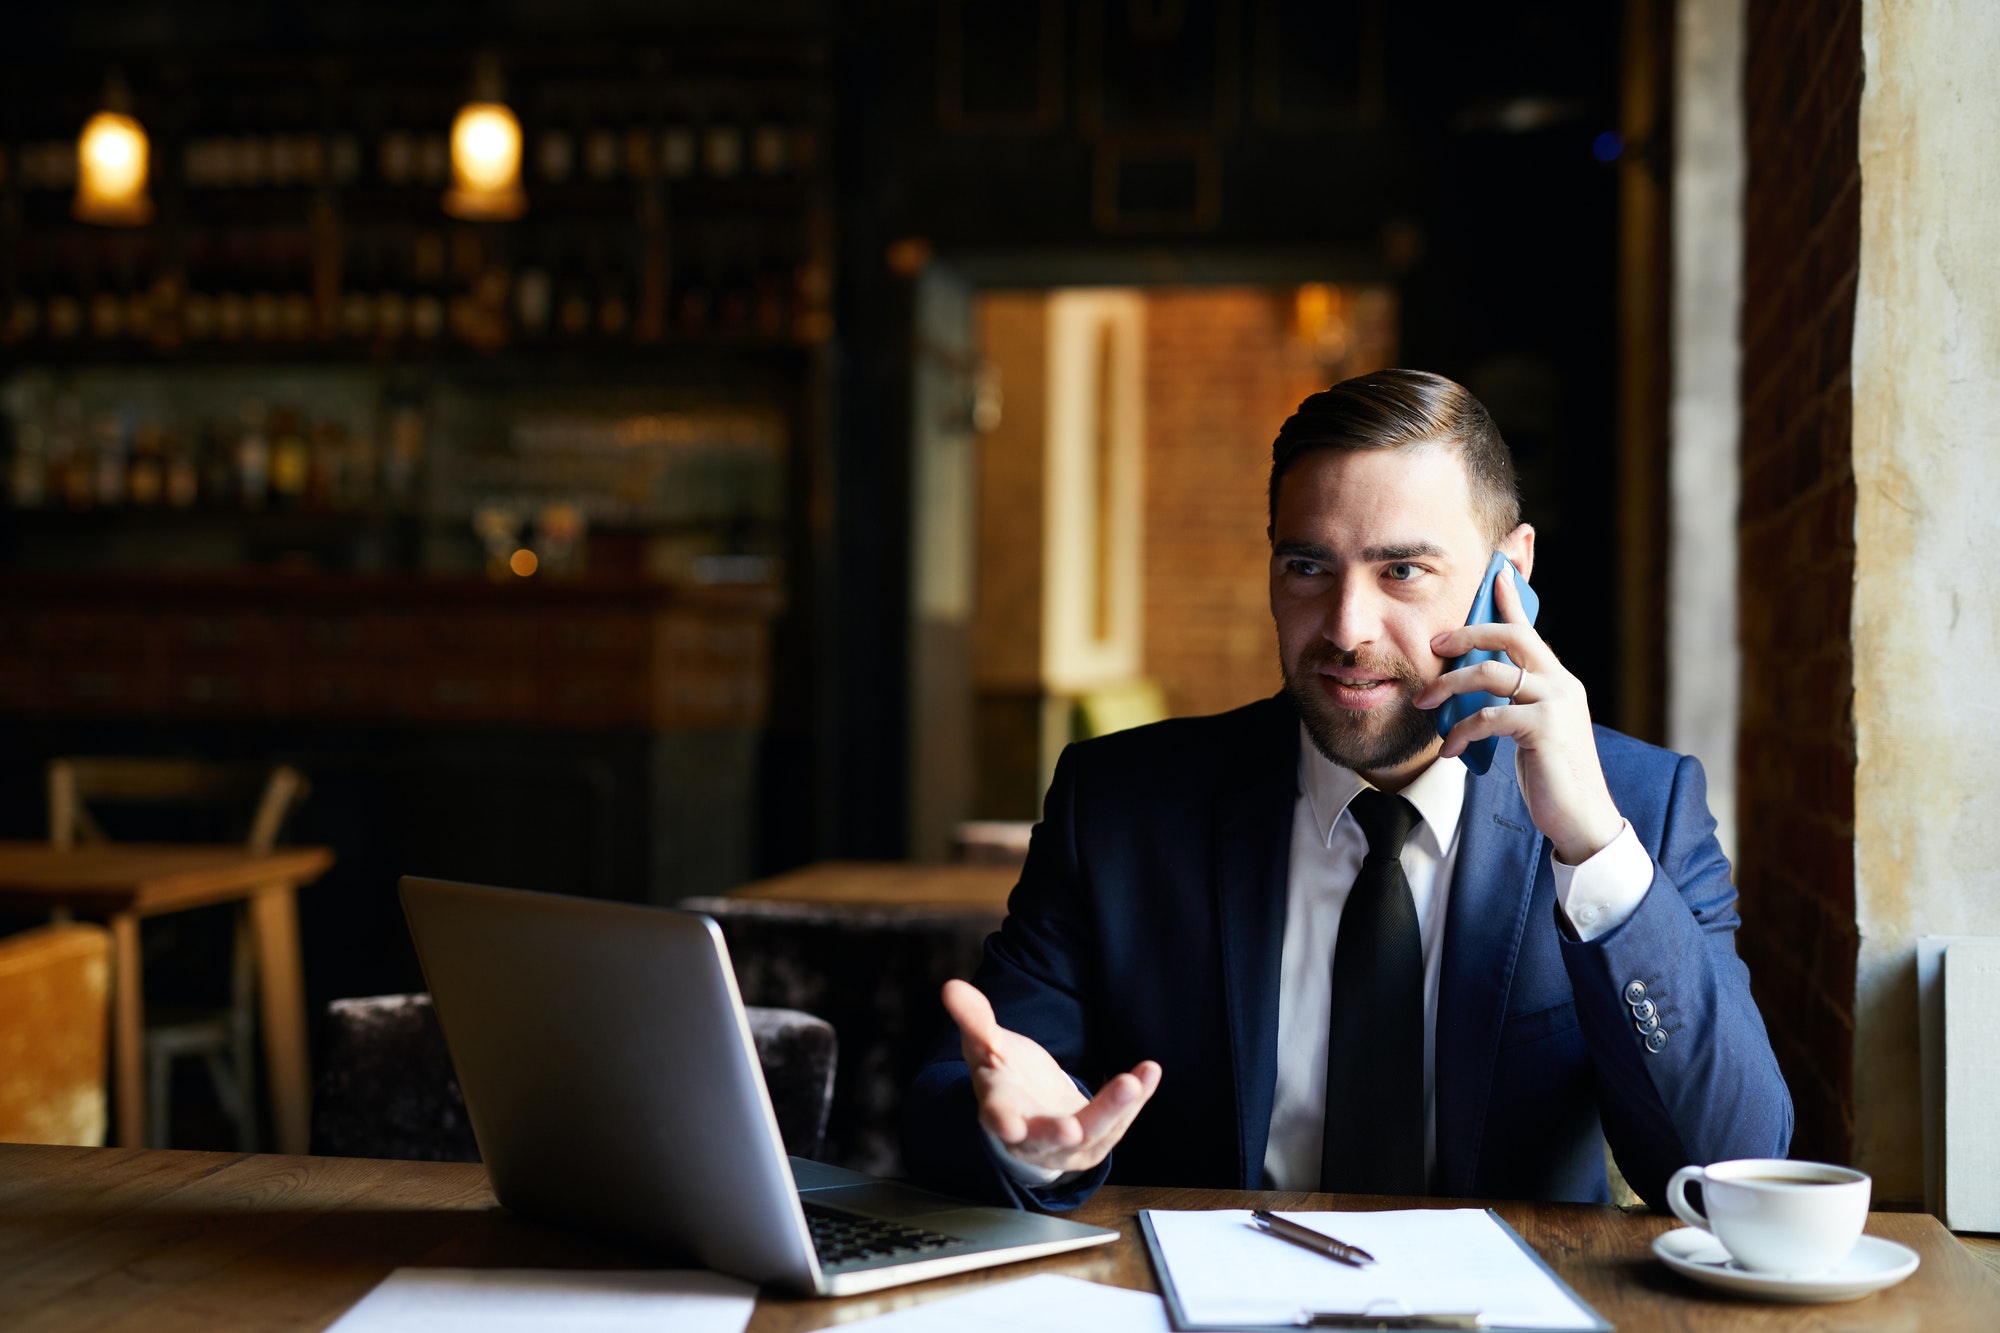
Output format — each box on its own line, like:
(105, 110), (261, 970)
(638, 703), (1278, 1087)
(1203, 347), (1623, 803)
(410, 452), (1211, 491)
(1434, 551), (1540, 775)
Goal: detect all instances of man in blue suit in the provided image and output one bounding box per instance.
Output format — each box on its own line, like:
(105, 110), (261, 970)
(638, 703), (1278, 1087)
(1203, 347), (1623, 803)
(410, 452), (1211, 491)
(902, 369), (1791, 1210)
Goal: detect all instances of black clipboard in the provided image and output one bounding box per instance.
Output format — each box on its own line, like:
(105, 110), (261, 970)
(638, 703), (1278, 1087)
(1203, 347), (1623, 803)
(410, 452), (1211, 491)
(1136, 1209), (1614, 1333)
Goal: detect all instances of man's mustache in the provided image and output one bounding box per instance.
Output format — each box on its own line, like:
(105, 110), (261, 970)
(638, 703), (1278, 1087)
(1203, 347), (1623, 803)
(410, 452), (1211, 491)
(1294, 642), (1425, 686)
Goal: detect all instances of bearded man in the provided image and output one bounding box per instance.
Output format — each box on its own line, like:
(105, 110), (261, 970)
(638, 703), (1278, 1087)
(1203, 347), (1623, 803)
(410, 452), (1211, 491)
(902, 369), (1790, 1209)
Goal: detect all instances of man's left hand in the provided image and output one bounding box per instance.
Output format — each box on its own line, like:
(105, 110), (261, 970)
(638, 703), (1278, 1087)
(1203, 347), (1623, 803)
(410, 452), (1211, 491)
(1414, 561), (1625, 865)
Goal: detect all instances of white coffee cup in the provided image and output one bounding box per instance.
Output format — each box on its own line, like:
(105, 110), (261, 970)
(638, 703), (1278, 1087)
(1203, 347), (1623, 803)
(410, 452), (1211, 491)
(1664, 1158), (1870, 1276)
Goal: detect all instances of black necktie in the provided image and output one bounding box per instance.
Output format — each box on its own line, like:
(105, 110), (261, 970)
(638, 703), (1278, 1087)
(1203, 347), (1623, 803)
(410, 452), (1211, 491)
(1320, 787), (1426, 1195)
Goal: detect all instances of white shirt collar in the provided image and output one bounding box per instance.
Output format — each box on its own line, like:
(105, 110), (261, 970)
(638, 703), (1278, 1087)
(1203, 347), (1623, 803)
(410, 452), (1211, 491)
(1298, 722), (1469, 857)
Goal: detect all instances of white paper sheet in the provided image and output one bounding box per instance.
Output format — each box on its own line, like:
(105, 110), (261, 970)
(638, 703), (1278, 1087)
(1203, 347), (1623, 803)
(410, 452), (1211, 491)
(324, 1268), (757, 1333)
(830, 1274), (1170, 1333)
(1144, 1209), (1600, 1329)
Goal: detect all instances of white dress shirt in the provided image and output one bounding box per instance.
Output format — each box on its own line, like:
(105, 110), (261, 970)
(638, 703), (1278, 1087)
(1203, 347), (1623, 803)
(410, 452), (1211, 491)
(993, 725), (1658, 1192)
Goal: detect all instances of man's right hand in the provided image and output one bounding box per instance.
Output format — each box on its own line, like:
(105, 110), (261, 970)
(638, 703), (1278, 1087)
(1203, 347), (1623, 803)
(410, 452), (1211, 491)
(941, 978), (1162, 1176)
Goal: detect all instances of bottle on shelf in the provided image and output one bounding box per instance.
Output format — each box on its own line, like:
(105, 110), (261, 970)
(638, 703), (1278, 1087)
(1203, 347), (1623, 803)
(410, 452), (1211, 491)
(342, 423), (377, 508)
(281, 224), (315, 341)
(127, 420), (164, 506)
(752, 120), (790, 177)
(7, 429), (47, 508)
(89, 238), (125, 339)
(46, 399), (84, 510)
(718, 248), (752, 335)
(755, 253), (789, 339)
(597, 277), (631, 339)
(383, 404), (424, 505)
(47, 292), (83, 341)
(515, 264), (552, 338)
(5, 289), (38, 345)
(417, 133), (449, 186)
(340, 230), (375, 342)
(584, 127), (620, 181)
(237, 401), (270, 509)
(410, 229), (446, 341)
(198, 423), (232, 507)
(380, 130), (415, 186)
(702, 119), (744, 179)
(164, 429), (198, 508)
(91, 411), (128, 507)
(329, 133), (362, 186)
(308, 417), (343, 509)
(661, 122), (696, 180)
(216, 228), (253, 342)
(624, 126), (656, 181)
(371, 226), (409, 342)
(268, 405), (310, 505)
(537, 128), (574, 183)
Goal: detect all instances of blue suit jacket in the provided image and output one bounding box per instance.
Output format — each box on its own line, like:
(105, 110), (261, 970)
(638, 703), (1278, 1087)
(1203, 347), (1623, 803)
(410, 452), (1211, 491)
(902, 694), (1791, 1209)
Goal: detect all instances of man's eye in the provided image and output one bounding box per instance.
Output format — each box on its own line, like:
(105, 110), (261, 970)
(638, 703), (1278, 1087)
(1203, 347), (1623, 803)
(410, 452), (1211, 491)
(1387, 563), (1420, 582)
(1287, 559), (1324, 577)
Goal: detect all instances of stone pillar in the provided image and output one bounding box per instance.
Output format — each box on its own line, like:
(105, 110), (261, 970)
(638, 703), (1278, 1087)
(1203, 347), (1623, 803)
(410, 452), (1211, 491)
(1669, 0), (1745, 858)
(1851, 0), (2000, 1201)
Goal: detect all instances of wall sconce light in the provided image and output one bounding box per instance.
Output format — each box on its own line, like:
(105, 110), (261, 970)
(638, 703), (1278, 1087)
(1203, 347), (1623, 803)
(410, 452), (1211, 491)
(444, 57), (526, 221)
(74, 75), (153, 226)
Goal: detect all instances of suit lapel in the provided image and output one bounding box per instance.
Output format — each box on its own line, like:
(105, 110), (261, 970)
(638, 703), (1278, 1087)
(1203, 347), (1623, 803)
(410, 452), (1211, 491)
(1434, 738), (1545, 1197)
(1215, 698), (1300, 1190)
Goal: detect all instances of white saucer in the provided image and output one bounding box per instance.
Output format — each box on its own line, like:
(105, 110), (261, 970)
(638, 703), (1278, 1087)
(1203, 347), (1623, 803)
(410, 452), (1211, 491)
(1652, 1227), (1920, 1303)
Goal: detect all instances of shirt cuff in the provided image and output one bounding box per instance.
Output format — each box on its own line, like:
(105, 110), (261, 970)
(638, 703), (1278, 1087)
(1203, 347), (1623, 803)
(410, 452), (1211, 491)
(1550, 819), (1652, 941)
(981, 1125), (1073, 1189)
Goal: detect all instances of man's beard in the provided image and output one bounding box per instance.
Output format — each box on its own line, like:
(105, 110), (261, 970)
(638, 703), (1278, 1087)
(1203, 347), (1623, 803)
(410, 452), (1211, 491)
(1282, 640), (1439, 773)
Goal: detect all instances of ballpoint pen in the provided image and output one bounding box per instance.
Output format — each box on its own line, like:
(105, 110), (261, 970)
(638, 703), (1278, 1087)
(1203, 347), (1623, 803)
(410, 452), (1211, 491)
(1250, 1208), (1378, 1267)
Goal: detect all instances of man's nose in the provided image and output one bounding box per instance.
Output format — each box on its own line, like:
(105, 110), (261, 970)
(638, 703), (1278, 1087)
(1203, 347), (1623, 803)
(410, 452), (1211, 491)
(1321, 575), (1383, 652)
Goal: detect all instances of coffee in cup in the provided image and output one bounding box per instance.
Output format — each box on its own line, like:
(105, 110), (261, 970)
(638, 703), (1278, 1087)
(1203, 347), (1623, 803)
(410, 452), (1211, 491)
(1664, 1158), (1870, 1276)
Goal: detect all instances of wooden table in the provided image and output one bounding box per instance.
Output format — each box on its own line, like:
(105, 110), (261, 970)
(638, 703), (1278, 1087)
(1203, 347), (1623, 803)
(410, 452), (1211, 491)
(726, 860), (1018, 913)
(0, 843), (336, 1154)
(3, 1145), (1995, 1332)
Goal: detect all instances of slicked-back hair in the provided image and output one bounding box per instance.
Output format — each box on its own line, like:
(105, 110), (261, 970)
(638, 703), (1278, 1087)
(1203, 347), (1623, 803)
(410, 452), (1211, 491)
(1268, 369), (1521, 549)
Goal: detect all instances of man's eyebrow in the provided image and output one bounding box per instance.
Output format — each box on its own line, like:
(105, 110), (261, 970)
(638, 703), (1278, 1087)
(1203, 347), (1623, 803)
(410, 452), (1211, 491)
(1272, 539), (1447, 563)
(1360, 541), (1446, 562)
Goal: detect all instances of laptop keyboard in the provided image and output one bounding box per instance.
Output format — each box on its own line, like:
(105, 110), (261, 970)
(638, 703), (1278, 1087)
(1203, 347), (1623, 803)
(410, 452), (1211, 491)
(804, 1203), (964, 1266)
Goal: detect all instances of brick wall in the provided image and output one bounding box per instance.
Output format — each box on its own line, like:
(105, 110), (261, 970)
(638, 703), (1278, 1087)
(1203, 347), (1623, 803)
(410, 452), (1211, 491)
(1142, 288), (1391, 719)
(1736, 0), (1862, 1165)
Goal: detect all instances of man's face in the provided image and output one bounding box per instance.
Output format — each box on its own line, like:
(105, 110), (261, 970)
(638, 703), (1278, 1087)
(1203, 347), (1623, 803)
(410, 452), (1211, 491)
(1269, 444), (1529, 785)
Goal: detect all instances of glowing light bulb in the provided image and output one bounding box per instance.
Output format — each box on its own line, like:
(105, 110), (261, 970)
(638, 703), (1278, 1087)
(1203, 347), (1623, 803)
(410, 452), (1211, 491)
(74, 111), (153, 226)
(444, 101), (526, 220)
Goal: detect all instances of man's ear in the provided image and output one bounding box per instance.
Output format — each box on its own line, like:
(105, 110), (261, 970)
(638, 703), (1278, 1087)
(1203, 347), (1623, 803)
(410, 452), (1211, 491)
(1500, 524), (1536, 583)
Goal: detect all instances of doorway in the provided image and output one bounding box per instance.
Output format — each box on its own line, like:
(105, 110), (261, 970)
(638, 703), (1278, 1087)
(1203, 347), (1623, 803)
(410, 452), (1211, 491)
(907, 276), (1399, 858)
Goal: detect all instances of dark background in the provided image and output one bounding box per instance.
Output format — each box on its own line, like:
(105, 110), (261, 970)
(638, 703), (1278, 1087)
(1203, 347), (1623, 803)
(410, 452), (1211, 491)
(1, 0), (1629, 986)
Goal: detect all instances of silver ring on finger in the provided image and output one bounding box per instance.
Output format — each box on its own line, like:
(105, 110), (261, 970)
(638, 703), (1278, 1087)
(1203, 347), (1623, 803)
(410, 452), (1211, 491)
(1504, 662), (1527, 702)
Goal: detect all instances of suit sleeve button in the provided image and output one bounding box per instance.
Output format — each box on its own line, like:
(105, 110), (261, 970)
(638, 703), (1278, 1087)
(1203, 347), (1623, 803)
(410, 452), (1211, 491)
(1636, 1013), (1660, 1036)
(1644, 1028), (1669, 1054)
(1623, 980), (1648, 1005)
(1631, 998), (1657, 1023)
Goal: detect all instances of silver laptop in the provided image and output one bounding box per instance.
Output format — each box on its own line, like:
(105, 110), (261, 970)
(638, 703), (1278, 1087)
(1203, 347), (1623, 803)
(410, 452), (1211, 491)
(398, 875), (1117, 1296)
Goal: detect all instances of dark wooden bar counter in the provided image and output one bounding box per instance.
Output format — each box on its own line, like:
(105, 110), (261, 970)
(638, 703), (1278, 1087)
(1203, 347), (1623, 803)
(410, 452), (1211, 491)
(0, 571), (778, 732)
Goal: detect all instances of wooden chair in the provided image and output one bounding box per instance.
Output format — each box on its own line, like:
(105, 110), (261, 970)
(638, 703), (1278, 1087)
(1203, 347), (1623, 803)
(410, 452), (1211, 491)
(46, 758), (309, 1149)
(0, 923), (112, 1146)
